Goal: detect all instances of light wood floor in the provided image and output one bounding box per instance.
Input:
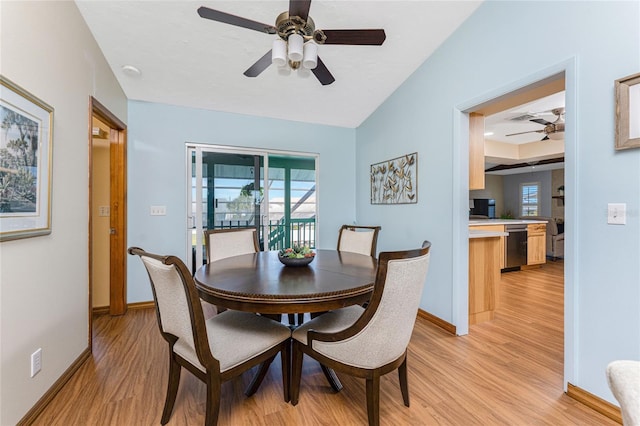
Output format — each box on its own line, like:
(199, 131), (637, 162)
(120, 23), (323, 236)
(33, 260), (616, 425)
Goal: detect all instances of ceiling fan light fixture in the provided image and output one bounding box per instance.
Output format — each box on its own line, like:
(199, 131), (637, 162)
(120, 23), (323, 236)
(287, 33), (304, 61)
(272, 39), (287, 66)
(302, 42), (318, 69)
(548, 132), (564, 140)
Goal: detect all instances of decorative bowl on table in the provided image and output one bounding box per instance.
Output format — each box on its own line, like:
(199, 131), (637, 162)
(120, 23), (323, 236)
(278, 246), (316, 267)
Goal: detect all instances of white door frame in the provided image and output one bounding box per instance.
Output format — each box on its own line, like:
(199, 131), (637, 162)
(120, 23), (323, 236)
(452, 58), (577, 390)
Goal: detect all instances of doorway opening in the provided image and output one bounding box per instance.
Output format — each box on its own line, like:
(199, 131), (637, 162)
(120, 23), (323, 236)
(461, 70), (569, 391)
(89, 97), (127, 350)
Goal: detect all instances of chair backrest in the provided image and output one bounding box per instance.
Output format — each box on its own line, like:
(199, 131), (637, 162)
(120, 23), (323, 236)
(313, 242), (431, 369)
(607, 360), (640, 425)
(205, 228), (259, 264)
(337, 225), (381, 257)
(128, 247), (216, 371)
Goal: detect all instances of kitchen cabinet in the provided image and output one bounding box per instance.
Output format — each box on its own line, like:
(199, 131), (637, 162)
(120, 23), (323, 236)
(470, 224), (505, 269)
(469, 234), (502, 325)
(527, 223), (546, 265)
(469, 112), (485, 190)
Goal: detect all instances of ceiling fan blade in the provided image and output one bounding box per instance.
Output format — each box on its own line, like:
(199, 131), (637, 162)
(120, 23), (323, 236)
(318, 29), (386, 45)
(243, 50), (273, 77)
(541, 135), (550, 141)
(506, 129), (545, 136)
(530, 118), (552, 126)
(197, 6), (277, 34)
(289, 0), (312, 21)
(311, 57), (335, 85)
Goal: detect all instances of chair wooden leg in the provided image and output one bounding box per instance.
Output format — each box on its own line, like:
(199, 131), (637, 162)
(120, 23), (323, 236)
(365, 375), (381, 426)
(245, 355), (276, 397)
(290, 341), (304, 405)
(161, 352), (182, 425)
(320, 365), (343, 392)
(288, 313), (305, 325)
(398, 356), (410, 407)
(281, 340), (291, 402)
(205, 375), (222, 426)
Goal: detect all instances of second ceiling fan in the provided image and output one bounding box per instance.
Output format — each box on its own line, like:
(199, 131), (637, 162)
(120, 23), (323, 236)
(506, 107), (565, 140)
(197, 0), (386, 85)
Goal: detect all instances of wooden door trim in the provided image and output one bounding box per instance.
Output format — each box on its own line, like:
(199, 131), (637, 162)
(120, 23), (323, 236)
(89, 97), (127, 352)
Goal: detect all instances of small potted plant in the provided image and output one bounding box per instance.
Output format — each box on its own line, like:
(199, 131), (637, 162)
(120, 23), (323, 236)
(278, 245), (316, 267)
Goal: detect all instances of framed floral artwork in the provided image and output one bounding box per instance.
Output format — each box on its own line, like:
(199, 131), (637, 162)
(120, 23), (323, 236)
(1, 76), (54, 241)
(370, 152), (417, 205)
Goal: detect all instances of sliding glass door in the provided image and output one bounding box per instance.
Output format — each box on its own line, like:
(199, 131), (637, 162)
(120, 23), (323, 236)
(266, 155), (316, 250)
(187, 145), (317, 272)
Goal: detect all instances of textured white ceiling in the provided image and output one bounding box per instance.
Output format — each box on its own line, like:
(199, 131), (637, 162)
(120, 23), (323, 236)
(75, 0), (483, 128)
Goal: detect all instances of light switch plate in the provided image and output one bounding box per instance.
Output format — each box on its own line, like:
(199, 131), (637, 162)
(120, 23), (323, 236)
(98, 206), (110, 217)
(150, 205), (167, 216)
(607, 203), (626, 225)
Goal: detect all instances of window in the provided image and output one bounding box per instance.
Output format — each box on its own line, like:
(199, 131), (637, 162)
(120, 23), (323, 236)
(520, 182), (539, 216)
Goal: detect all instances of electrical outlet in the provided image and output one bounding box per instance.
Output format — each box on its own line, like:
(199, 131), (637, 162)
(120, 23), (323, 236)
(150, 205), (167, 216)
(607, 203), (626, 225)
(31, 348), (42, 377)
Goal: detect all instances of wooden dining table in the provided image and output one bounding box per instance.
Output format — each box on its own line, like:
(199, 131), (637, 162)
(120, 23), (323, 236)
(193, 249), (378, 392)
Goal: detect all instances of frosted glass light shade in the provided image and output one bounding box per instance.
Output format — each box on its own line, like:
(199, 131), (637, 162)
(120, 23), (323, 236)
(272, 39), (287, 66)
(287, 34), (304, 61)
(302, 42), (318, 69)
(548, 131), (564, 140)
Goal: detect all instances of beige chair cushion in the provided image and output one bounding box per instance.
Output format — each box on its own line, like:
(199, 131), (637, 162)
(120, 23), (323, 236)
(142, 257), (196, 350)
(293, 254), (430, 369)
(174, 310), (291, 373)
(339, 229), (376, 256)
(607, 360), (640, 426)
(208, 229), (257, 263)
(292, 305), (365, 345)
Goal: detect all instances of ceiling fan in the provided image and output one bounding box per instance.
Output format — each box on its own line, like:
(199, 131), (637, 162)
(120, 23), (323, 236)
(506, 107), (565, 140)
(197, 1), (386, 85)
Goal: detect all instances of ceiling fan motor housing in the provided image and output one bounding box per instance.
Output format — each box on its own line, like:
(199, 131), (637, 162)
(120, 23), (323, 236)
(275, 12), (315, 41)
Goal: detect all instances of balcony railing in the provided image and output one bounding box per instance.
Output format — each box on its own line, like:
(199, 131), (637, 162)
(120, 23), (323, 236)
(267, 218), (315, 251)
(205, 218), (316, 251)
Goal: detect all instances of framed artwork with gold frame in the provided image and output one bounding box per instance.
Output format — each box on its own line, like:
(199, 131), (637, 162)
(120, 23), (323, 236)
(615, 72), (640, 150)
(1, 76), (54, 241)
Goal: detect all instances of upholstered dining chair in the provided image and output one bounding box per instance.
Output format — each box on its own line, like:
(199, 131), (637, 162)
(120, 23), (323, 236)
(204, 227), (260, 264)
(337, 224), (382, 258)
(606, 360), (640, 425)
(290, 241), (432, 426)
(204, 227), (260, 315)
(128, 247), (291, 426)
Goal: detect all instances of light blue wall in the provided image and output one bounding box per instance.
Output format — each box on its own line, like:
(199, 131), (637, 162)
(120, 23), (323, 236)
(127, 101), (356, 302)
(356, 0), (639, 403)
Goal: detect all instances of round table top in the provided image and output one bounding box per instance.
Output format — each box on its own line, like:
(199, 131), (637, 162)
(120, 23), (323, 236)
(194, 249), (377, 314)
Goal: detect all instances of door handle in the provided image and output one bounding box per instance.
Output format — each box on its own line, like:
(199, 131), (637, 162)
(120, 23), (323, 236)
(110, 228), (116, 235)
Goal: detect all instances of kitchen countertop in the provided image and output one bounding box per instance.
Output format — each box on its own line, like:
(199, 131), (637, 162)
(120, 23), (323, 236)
(469, 229), (509, 239)
(469, 219), (548, 226)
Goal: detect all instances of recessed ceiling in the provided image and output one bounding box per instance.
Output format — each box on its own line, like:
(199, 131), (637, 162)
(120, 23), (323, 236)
(484, 91), (566, 145)
(75, 0), (483, 128)
(483, 90), (566, 174)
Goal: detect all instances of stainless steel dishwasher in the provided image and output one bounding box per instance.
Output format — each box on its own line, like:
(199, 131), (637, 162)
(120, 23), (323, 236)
(504, 224), (528, 270)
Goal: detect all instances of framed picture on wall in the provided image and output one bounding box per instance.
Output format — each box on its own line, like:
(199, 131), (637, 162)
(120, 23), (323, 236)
(370, 152), (417, 204)
(1, 76), (54, 241)
(615, 72), (640, 150)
